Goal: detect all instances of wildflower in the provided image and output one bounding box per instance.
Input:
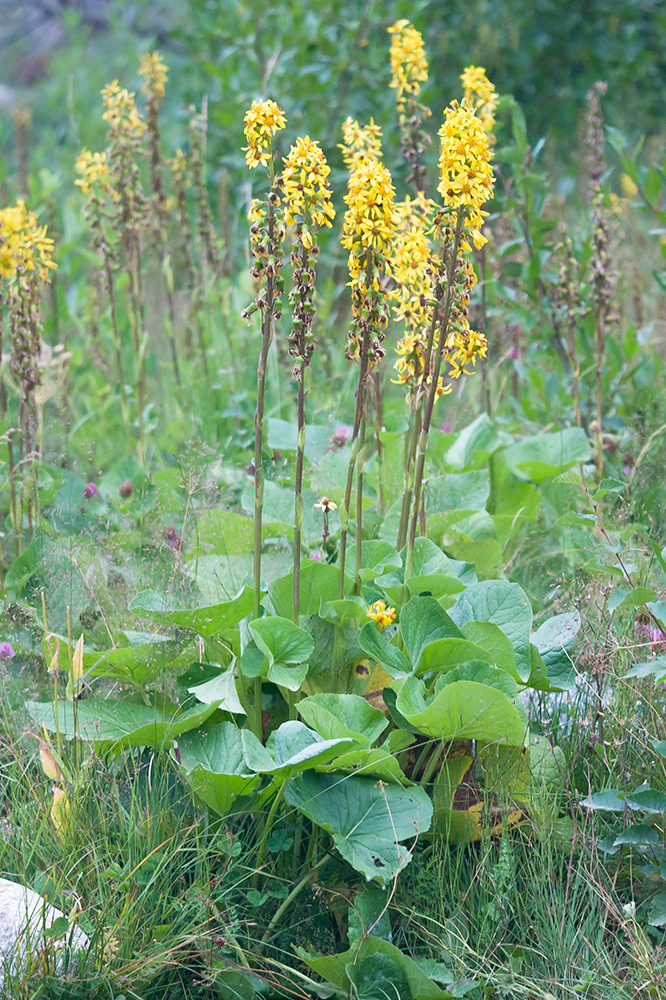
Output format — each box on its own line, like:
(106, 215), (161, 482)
(460, 65), (498, 134)
(242, 99), (287, 169)
(83, 482), (101, 499)
(118, 479), (133, 498)
(0, 642), (15, 660)
(0, 201), (56, 283)
(366, 600), (396, 630)
(139, 51), (168, 100)
(339, 117), (383, 171)
(74, 150), (111, 197)
(620, 173), (638, 199)
(387, 19), (428, 105)
(437, 101), (494, 249)
(163, 525), (183, 552)
(329, 425), (351, 448)
(314, 496), (337, 512)
(101, 80), (146, 140)
(282, 136), (335, 239)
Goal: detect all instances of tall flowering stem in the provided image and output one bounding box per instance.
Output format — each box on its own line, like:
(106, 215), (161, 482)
(282, 137), (335, 622)
(399, 101), (494, 579)
(0, 200), (56, 546)
(339, 158), (395, 597)
(242, 99), (286, 736)
(387, 20), (432, 194)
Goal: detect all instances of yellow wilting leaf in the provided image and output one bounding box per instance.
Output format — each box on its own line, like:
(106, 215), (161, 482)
(66, 634), (84, 700)
(50, 786), (69, 835)
(24, 731), (64, 782)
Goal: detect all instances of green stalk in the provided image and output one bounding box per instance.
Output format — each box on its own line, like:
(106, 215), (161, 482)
(252, 775), (289, 889)
(372, 371), (385, 516)
(258, 854), (329, 954)
(405, 212), (464, 582)
(354, 412), (366, 594)
(252, 193), (277, 739)
(292, 239), (309, 625)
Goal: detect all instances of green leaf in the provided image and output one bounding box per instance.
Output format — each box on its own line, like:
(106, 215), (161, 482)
(267, 561), (339, 618)
(27, 697), (221, 749)
(297, 936), (452, 999)
(460, 621), (518, 678)
(346, 541), (402, 584)
(316, 746), (410, 785)
(531, 611), (580, 690)
(186, 664), (245, 714)
(359, 622), (413, 679)
(649, 890), (666, 927)
(189, 509), (254, 556)
(297, 693), (388, 747)
(626, 656), (666, 680)
(129, 586), (253, 638)
(241, 721), (353, 778)
(402, 538), (457, 578)
(406, 574), (466, 599)
(613, 824), (661, 846)
(348, 886), (391, 945)
(503, 428), (591, 482)
(625, 788), (666, 813)
(417, 637), (498, 674)
(175, 722), (261, 816)
(347, 954), (411, 1000)
(608, 587), (656, 612)
(395, 669), (525, 745)
(285, 772), (432, 883)
(400, 597), (463, 670)
(85, 640), (197, 687)
(249, 617), (314, 667)
(451, 581), (533, 682)
(445, 414), (501, 470)
(581, 790), (625, 812)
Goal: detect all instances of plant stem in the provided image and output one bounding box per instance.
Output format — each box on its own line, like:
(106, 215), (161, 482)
(354, 412), (366, 594)
(252, 195), (277, 739)
(257, 854), (329, 954)
(372, 371), (385, 516)
(404, 213), (463, 581)
(252, 776), (289, 889)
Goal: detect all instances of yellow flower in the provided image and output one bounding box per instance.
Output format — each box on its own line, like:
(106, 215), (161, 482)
(342, 158), (395, 257)
(0, 200), (56, 282)
(339, 117), (383, 171)
(242, 99), (287, 169)
(74, 149), (111, 196)
(367, 600), (396, 630)
(139, 51), (168, 100)
(169, 148), (190, 184)
(282, 136), (335, 231)
(387, 20), (428, 105)
(460, 65), (498, 134)
(438, 101), (494, 246)
(101, 80), (146, 139)
(620, 173), (638, 199)
(314, 496), (337, 512)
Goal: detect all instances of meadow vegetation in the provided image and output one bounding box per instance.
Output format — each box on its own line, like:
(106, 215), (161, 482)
(0, 2), (666, 997)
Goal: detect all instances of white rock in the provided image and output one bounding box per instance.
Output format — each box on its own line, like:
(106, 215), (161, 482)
(0, 878), (90, 986)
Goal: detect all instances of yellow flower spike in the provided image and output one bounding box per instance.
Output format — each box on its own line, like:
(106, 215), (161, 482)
(339, 117), (383, 171)
(0, 200), (56, 283)
(242, 98), (286, 170)
(282, 136), (335, 231)
(460, 65), (498, 134)
(366, 600), (397, 631)
(387, 19), (429, 105)
(74, 149), (111, 196)
(101, 80), (145, 139)
(139, 51), (168, 100)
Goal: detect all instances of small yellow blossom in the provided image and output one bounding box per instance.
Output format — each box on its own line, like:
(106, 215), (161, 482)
(620, 173), (638, 199)
(342, 158), (395, 257)
(339, 117), (383, 171)
(74, 149), (111, 196)
(460, 65), (498, 134)
(438, 101), (494, 248)
(282, 136), (335, 236)
(367, 600), (396, 630)
(242, 99), (286, 169)
(139, 51), (168, 100)
(387, 20), (428, 105)
(314, 496), (337, 512)
(101, 80), (146, 139)
(0, 200), (56, 282)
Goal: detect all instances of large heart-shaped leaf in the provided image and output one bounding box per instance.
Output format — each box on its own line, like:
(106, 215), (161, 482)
(285, 771), (432, 883)
(297, 694), (388, 747)
(175, 722), (261, 815)
(27, 698), (221, 749)
(503, 427), (591, 482)
(268, 561), (339, 618)
(445, 413), (501, 470)
(128, 586), (253, 638)
(345, 541), (402, 584)
(185, 664), (245, 714)
(400, 597), (463, 670)
(249, 617), (314, 666)
(241, 721), (353, 778)
(450, 581), (532, 682)
(359, 622), (412, 679)
(395, 669), (525, 745)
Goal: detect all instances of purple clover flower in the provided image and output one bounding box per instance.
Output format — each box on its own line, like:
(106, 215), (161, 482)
(0, 642), (15, 660)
